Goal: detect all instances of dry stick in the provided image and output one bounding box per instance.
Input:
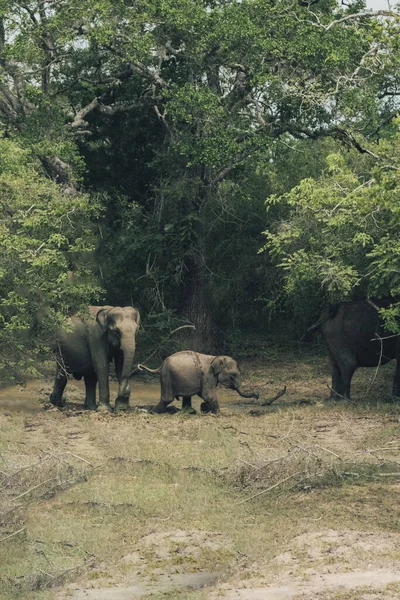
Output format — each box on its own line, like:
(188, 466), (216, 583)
(252, 453), (291, 472)
(370, 332), (400, 341)
(327, 384), (348, 401)
(0, 527), (26, 543)
(44, 561), (94, 589)
(38, 569), (55, 579)
(65, 452), (93, 466)
(260, 386), (287, 406)
(236, 471), (304, 505)
(366, 447), (400, 453)
(337, 412), (355, 435)
(283, 439), (318, 458)
(314, 444), (341, 459)
(11, 478), (55, 502)
(363, 333), (383, 400)
(132, 324), (195, 373)
(237, 458), (258, 469)
(221, 425), (250, 435)
(281, 412), (296, 441)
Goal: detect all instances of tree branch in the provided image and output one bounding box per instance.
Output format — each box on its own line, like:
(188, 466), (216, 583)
(325, 10), (400, 31)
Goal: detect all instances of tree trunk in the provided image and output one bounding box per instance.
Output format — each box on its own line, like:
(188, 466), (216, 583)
(177, 179), (221, 353)
(179, 253), (220, 354)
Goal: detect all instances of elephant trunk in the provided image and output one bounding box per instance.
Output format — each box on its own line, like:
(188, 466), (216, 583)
(235, 386), (259, 400)
(118, 334), (137, 398)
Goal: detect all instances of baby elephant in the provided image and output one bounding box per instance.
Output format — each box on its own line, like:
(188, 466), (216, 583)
(138, 350), (259, 414)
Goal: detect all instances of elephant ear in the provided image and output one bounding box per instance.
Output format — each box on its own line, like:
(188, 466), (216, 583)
(134, 309), (140, 328)
(210, 356), (225, 376)
(96, 307), (110, 333)
(130, 307), (140, 328)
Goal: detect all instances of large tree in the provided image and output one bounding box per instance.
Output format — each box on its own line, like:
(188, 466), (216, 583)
(1, 0), (400, 351)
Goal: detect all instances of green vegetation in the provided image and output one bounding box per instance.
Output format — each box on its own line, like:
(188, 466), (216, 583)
(0, 0), (399, 370)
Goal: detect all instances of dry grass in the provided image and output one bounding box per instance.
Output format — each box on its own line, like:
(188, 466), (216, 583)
(0, 447), (95, 597)
(0, 351), (399, 599)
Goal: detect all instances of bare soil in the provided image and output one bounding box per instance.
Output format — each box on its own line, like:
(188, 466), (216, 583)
(0, 352), (400, 599)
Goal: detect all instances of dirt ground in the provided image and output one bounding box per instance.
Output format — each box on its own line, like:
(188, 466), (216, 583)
(0, 351), (400, 599)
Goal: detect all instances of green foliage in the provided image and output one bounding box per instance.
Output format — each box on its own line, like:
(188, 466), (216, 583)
(0, 138), (102, 383)
(0, 0), (400, 359)
(262, 130), (400, 330)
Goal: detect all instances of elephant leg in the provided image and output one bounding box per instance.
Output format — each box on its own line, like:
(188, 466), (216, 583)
(83, 373), (98, 410)
(337, 354), (357, 400)
(50, 365), (67, 407)
(328, 353), (344, 400)
(181, 396), (196, 414)
(392, 359), (400, 399)
(93, 357), (111, 412)
(151, 373), (174, 414)
(152, 399), (173, 413)
(200, 393), (219, 414)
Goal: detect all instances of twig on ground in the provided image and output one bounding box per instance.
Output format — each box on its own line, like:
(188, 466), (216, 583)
(11, 478), (55, 502)
(181, 465), (213, 474)
(314, 444), (341, 459)
(65, 452), (93, 466)
(221, 425), (250, 435)
(44, 559), (95, 588)
(237, 458), (258, 469)
(0, 527), (26, 543)
(337, 412), (355, 434)
(260, 386), (287, 406)
(240, 440), (257, 457)
(281, 413), (296, 441)
(252, 453), (291, 472)
(236, 471), (304, 505)
(366, 447), (400, 453)
(327, 384), (349, 401)
(38, 569), (54, 578)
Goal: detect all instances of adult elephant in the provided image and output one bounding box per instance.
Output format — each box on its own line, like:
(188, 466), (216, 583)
(138, 351), (259, 414)
(50, 305), (140, 411)
(308, 299), (400, 400)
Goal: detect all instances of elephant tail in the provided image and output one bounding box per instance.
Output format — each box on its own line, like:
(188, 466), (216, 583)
(137, 363), (161, 374)
(306, 303), (340, 334)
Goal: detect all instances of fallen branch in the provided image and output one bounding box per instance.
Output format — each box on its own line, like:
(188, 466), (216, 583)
(236, 471), (304, 505)
(260, 386), (287, 406)
(327, 384), (349, 401)
(314, 444), (341, 459)
(0, 527), (26, 543)
(221, 425), (250, 435)
(11, 478), (55, 502)
(44, 559), (95, 588)
(65, 452), (93, 466)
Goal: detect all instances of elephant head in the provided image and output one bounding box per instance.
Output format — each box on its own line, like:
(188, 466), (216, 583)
(211, 356), (259, 399)
(96, 306), (140, 400)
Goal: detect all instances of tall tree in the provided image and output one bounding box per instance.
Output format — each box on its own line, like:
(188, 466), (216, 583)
(1, 0), (400, 350)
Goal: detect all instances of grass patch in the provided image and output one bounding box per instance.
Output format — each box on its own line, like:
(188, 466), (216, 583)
(0, 352), (400, 598)
(0, 431), (96, 599)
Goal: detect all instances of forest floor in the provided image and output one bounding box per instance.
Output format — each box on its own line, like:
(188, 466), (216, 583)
(0, 348), (400, 600)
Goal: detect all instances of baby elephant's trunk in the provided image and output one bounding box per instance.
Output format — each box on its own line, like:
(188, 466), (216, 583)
(236, 387), (259, 400)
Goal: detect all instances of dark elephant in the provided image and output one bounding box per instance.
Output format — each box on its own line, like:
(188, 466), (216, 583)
(50, 305), (140, 411)
(308, 299), (400, 399)
(138, 350), (259, 414)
